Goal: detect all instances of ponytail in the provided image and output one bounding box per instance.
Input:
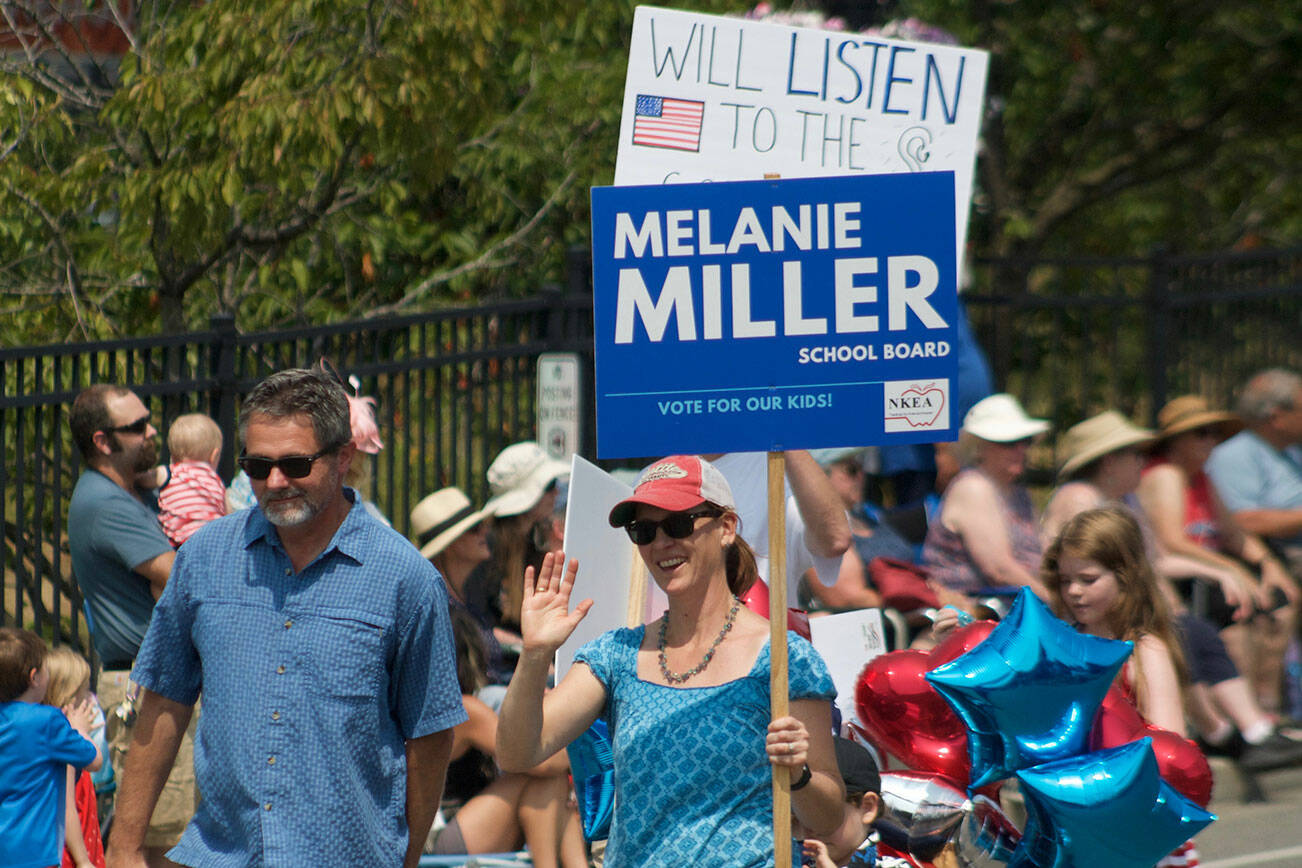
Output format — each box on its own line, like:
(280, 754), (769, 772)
(726, 535), (759, 597)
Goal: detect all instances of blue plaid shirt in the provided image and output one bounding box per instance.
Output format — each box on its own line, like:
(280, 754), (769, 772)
(133, 490), (466, 867)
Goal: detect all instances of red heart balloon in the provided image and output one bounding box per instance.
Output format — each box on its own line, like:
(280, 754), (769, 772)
(856, 650), (971, 786)
(927, 620), (998, 668)
(1091, 686), (1213, 807)
(738, 579), (811, 640)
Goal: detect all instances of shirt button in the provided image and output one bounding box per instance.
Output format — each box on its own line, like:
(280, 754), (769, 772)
(276, 664), (286, 674)
(284, 568), (292, 576)
(284, 620), (292, 629)
(268, 756), (276, 765)
(264, 802), (272, 811)
(271, 711), (280, 721)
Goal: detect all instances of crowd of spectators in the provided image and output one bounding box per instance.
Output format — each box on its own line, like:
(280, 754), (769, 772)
(19, 356), (1302, 867)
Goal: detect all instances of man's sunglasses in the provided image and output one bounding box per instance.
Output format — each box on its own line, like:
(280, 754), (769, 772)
(624, 509), (721, 545)
(103, 415), (151, 436)
(238, 448), (337, 480)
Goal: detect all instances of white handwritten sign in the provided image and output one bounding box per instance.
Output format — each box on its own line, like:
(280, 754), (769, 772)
(615, 6), (988, 272)
(809, 607), (888, 728)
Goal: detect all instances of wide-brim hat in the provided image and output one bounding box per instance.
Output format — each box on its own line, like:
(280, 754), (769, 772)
(411, 487), (491, 559)
(608, 455), (736, 528)
(1155, 395), (1243, 442)
(483, 441), (570, 517)
(1057, 411), (1156, 480)
(961, 393), (1050, 443)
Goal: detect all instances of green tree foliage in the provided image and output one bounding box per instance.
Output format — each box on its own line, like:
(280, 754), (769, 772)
(0, 0), (742, 343)
(887, 0), (1302, 256)
(1, 1), (1297, 344)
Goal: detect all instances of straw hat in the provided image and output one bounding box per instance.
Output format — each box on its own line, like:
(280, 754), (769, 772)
(483, 441), (569, 517)
(1155, 395), (1243, 442)
(410, 487), (491, 560)
(1057, 411), (1156, 480)
(961, 393), (1050, 443)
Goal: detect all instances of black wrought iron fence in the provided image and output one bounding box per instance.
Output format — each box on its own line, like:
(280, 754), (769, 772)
(3, 246), (1299, 656)
(1, 288), (594, 655)
(965, 246), (1302, 479)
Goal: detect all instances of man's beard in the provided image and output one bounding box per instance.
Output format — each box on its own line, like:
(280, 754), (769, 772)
(133, 438), (157, 472)
(258, 484), (326, 527)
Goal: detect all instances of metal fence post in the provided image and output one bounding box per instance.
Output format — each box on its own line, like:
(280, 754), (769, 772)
(1144, 248), (1170, 424)
(210, 313), (239, 480)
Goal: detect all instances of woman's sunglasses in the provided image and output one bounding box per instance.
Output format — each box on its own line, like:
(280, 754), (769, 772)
(624, 509), (721, 545)
(238, 448), (337, 480)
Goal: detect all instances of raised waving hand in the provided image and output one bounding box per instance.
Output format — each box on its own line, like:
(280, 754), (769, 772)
(520, 551), (593, 655)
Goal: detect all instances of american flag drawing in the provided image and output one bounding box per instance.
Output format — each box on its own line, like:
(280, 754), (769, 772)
(632, 94), (705, 152)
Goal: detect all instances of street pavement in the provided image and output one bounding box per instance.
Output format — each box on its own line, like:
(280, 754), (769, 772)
(1198, 759), (1302, 867)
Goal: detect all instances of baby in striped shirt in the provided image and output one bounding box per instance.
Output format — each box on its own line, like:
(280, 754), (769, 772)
(156, 413), (228, 546)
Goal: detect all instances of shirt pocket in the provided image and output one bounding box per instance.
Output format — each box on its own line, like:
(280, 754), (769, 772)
(299, 611), (389, 700)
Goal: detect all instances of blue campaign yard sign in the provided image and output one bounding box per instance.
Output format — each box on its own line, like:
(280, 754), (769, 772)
(591, 171), (958, 458)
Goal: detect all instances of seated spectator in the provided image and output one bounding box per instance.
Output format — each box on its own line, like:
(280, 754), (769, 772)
(425, 607), (587, 868)
(156, 413), (227, 547)
(1137, 395), (1300, 713)
(412, 487), (513, 694)
(1046, 411), (1302, 771)
(464, 442), (569, 639)
(1207, 369), (1302, 574)
(799, 448), (912, 614)
(922, 394), (1050, 600)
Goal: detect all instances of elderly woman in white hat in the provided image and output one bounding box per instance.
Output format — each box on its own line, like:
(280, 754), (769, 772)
(921, 393), (1051, 599)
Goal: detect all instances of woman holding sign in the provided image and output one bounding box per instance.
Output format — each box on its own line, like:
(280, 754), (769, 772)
(496, 455), (845, 866)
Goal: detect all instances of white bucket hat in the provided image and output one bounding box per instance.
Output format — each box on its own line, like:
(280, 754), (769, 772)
(962, 393), (1050, 443)
(410, 487), (491, 560)
(484, 441), (570, 517)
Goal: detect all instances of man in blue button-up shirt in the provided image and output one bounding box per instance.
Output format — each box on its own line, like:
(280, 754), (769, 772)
(108, 368), (467, 868)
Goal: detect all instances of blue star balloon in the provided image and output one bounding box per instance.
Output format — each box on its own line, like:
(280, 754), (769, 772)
(566, 718), (615, 842)
(1010, 738), (1216, 868)
(925, 587), (1132, 787)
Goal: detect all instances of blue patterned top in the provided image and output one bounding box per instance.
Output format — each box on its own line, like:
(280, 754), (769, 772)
(575, 627), (835, 867)
(133, 490), (467, 867)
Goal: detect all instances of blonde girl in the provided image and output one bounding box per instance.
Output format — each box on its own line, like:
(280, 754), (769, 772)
(43, 646), (105, 868)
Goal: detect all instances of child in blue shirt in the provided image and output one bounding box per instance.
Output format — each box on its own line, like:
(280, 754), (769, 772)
(0, 628), (101, 868)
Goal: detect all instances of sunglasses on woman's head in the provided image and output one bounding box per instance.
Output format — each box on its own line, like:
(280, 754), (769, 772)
(238, 448), (337, 480)
(624, 509), (721, 545)
(103, 415), (150, 436)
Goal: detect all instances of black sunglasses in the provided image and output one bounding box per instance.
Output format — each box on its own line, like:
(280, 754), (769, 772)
(624, 509), (721, 545)
(103, 414), (151, 436)
(238, 447), (337, 480)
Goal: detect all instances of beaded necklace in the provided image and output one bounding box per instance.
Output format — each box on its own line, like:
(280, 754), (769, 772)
(657, 596), (742, 684)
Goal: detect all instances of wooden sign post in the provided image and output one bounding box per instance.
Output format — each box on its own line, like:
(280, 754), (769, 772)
(768, 451), (792, 866)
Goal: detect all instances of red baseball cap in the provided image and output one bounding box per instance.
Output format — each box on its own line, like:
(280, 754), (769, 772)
(607, 455), (736, 527)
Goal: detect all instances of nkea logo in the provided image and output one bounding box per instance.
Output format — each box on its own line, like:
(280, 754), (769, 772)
(883, 381), (949, 432)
